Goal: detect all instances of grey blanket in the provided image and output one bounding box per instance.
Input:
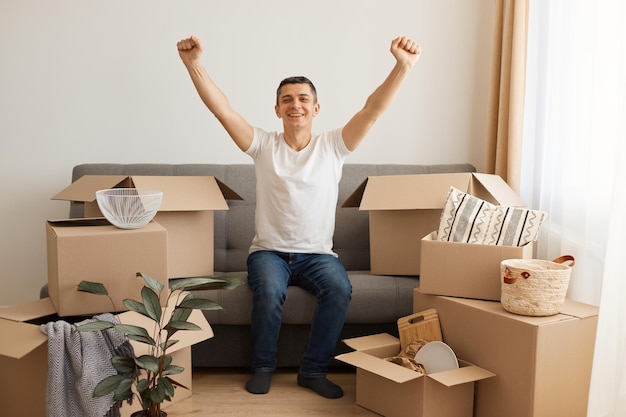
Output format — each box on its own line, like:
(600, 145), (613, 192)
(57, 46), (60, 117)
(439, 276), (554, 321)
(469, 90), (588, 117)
(41, 314), (134, 417)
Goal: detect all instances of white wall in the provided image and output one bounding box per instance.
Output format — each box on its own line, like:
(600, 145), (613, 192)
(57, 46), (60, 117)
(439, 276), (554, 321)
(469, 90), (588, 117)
(0, 0), (495, 305)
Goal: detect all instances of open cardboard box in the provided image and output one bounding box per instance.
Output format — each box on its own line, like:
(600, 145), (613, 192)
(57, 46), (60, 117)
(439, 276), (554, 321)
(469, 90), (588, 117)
(46, 219), (169, 317)
(52, 175), (243, 278)
(419, 231), (534, 300)
(341, 172), (524, 276)
(413, 289), (599, 417)
(0, 297), (213, 417)
(336, 333), (494, 417)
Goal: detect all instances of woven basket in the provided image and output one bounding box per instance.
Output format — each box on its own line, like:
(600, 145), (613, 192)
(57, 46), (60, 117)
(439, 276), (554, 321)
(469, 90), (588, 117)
(500, 255), (575, 316)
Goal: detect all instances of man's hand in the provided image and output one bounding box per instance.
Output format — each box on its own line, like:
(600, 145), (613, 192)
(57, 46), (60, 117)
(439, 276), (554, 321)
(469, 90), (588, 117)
(177, 36), (203, 66)
(391, 36), (421, 69)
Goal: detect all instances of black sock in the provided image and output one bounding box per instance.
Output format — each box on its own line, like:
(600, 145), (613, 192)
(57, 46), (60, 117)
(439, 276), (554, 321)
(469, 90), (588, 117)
(246, 371), (272, 394)
(297, 375), (344, 399)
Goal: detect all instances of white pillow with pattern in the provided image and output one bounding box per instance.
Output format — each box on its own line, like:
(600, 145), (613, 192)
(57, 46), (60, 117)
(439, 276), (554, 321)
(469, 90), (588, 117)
(437, 187), (547, 246)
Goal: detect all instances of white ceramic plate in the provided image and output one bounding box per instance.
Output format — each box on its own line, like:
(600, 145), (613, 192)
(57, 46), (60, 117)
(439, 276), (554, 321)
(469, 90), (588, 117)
(414, 341), (459, 374)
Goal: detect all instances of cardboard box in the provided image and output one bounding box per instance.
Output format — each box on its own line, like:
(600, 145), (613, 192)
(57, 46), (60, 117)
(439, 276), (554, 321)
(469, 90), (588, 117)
(52, 175), (243, 278)
(336, 333), (494, 417)
(413, 289), (599, 417)
(46, 219), (169, 317)
(419, 231), (534, 300)
(342, 172), (524, 276)
(0, 298), (213, 417)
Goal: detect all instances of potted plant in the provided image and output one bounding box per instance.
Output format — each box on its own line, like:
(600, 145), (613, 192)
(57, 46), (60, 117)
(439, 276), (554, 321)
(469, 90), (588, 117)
(76, 272), (243, 417)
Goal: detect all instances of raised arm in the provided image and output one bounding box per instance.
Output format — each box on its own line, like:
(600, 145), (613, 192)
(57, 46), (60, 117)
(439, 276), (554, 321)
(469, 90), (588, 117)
(177, 36), (254, 152)
(341, 36), (421, 151)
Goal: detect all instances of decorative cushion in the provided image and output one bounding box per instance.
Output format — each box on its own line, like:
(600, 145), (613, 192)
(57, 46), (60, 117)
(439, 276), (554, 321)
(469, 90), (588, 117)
(437, 187), (547, 246)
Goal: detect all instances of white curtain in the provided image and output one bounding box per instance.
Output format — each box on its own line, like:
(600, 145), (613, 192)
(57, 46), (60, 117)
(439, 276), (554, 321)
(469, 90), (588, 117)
(522, 1), (626, 416)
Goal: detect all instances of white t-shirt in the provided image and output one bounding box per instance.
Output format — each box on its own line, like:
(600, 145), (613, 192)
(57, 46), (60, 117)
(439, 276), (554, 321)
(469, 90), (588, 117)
(245, 127), (351, 255)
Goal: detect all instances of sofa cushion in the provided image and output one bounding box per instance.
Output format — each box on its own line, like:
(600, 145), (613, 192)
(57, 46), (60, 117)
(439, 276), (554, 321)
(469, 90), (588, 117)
(189, 271), (420, 326)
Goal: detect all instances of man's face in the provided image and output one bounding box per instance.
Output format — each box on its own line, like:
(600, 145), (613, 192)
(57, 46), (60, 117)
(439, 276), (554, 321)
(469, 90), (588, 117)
(275, 83), (320, 127)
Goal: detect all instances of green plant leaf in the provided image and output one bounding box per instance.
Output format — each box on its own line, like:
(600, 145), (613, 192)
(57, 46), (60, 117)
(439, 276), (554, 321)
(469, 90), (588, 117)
(77, 280), (109, 295)
(113, 378), (134, 401)
(123, 298), (148, 317)
(169, 276), (244, 291)
(111, 355), (136, 374)
(164, 320), (201, 339)
(114, 324), (157, 346)
(165, 321), (201, 332)
(141, 286), (162, 322)
(161, 339), (179, 351)
(135, 355), (160, 373)
(126, 333), (157, 346)
(75, 320), (115, 332)
(178, 297), (223, 310)
(159, 376), (175, 398)
(170, 306), (192, 322)
(162, 364), (184, 376)
(114, 323), (151, 338)
(169, 277), (222, 291)
(136, 378), (150, 393)
(141, 396), (153, 411)
(93, 374), (129, 397)
(137, 272), (164, 293)
(162, 354), (172, 368)
(151, 381), (167, 404)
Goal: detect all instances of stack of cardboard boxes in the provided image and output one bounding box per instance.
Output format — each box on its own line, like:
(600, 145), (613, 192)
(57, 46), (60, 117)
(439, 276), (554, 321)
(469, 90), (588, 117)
(0, 175), (242, 417)
(337, 173), (599, 417)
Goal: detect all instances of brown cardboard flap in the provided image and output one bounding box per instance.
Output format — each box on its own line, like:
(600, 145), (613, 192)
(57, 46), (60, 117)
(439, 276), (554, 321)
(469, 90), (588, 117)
(341, 179), (369, 208)
(471, 173), (526, 206)
(52, 175), (243, 212)
(342, 333), (401, 358)
(0, 298), (57, 322)
(130, 176), (229, 211)
(215, 178), (245, 201)
(357, 174), (471, 210)
(336, 351), (423, 383)
(52, 175), (129, 202)
(342, 332), (400, 351)
(428, 364), (496, 387)
(341, 172), (525, 211)
(0, 299), (55, 359)
(0, 320), (48, 359)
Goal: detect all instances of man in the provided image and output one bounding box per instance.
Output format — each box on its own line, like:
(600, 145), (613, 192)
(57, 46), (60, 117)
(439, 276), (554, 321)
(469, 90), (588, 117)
(177, 35), (421, 398)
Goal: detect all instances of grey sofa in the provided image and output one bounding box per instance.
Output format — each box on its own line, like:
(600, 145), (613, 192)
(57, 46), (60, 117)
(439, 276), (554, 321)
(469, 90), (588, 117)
(56, 162), (475, 368)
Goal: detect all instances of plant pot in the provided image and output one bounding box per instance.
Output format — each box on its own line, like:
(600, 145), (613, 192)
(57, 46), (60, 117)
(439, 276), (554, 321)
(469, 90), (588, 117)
(130, 411), (167, 417)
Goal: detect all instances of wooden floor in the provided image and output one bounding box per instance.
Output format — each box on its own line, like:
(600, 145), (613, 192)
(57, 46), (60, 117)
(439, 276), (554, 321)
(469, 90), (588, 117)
(164, 368), (378, 416)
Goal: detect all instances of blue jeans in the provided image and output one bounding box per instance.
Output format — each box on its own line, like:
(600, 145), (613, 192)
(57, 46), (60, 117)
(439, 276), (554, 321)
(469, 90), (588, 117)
(246, 250), (352, 377)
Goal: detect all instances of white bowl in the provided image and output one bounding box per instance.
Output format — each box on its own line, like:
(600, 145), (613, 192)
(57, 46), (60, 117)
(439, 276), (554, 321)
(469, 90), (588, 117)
(96, 188), (163, 229)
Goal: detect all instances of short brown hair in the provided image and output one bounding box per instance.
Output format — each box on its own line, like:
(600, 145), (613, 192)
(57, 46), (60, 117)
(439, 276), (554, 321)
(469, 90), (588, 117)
(276, 76), (317, 104)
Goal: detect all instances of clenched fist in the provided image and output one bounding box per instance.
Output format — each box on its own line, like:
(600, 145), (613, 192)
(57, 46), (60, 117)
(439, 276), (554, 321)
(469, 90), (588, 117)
(391, 36), (421, 68)
(177, 35), (203, 66)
